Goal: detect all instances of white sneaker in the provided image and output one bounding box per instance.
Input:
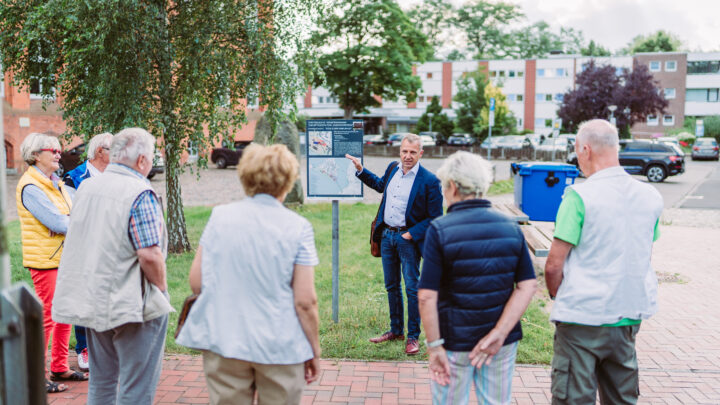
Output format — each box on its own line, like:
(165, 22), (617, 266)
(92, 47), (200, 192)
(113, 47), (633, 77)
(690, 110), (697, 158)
(78, 348), (89, 372)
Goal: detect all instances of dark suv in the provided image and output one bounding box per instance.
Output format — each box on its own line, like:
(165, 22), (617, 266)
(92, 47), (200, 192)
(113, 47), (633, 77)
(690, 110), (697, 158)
(567, 140), (684, 182)
(211, 141), (251, 169)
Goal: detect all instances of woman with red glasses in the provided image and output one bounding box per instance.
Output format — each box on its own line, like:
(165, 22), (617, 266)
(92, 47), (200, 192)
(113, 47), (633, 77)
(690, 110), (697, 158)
(16, 133), (88, 394)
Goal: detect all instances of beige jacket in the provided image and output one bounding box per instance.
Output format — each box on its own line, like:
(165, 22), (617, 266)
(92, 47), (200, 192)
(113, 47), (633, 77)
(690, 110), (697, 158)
(52, 164), (173, 332)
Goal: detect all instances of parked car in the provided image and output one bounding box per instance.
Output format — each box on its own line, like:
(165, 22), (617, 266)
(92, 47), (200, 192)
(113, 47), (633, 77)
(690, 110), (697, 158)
(656, 137), (680, 147)
(387, 132), (414, 146)
(418, 131), (443, 146)
(495, 135), (527, 150)
(480, 137), (502, 149)
(363, 134), (384, 145)
(419, 135), (435, 147)
(691, 137), (719, 161)
(567, 140), (685, 182)
(59, 143), (163, 179)
(211, 141), (251, 169)
(537, 137), (572, 153)
(447, 133), (475, 146)
(524, 134), (542, 148)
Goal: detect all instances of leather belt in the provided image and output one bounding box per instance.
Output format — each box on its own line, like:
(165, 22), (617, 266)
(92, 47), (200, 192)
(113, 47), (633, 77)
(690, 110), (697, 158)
(385, 226), (408, 232)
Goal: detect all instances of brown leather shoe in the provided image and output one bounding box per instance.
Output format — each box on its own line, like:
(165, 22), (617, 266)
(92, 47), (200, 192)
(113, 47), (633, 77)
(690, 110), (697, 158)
(369, 331), (405, 344)
(405, 338), (420, 355)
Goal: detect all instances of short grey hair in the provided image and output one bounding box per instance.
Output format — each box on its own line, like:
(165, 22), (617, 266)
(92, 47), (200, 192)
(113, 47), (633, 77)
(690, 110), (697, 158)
(87, 132), (114, 160)
(402, 133), (423, 150)
(110, 128), (155, 166)
(576, 119), (619, 150)
(20, 132), (61, 165)
(436, 151), (493, 198)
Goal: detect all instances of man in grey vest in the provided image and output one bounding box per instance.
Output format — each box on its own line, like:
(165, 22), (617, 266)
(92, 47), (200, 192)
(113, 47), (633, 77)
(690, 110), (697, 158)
(545, 119), (663, 404)
(53, 127), (172, 405)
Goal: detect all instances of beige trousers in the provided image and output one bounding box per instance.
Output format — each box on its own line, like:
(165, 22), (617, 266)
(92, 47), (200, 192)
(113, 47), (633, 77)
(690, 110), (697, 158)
(202, 350), (305, 405)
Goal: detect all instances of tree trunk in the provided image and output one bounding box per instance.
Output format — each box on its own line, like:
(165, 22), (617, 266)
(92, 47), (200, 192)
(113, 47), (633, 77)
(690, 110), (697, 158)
(343, 106), (353, 119)
(164, 138), (191, 253)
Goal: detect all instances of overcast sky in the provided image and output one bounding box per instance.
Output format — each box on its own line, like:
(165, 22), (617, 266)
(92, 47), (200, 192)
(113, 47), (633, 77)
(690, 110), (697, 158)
(400, 0), (720, 53)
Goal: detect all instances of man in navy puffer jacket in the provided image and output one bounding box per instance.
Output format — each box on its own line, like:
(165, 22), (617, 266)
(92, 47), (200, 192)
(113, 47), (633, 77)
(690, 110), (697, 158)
(419, 151), (537, 405)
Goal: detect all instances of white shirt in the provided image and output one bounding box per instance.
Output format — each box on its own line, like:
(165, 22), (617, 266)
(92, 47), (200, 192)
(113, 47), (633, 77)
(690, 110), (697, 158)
(383, 162), (419, 227)
(86, 160), (101, 177)
(175, 194), (319, 364)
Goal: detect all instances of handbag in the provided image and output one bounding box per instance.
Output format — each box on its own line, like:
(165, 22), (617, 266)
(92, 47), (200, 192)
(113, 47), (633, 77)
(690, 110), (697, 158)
(174, 293), (199, 339)
(370, 161), (399, 257)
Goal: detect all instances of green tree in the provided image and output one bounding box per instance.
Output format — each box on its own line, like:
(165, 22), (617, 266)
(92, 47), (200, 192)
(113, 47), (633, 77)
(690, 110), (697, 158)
(0, 0), (316, 252)
(416, 96), (453, 141)
(453, 69), (488, 137)
(703, 115), (720, 142)
(313, 0), (431, 119)
(581, 40), (611, 56)
(475, 83), (515, 137)
(407, 0), (452, 59)
(451, 0), (522, 59)
(625, 30), (683, 54)
(506, 21), (563, 59)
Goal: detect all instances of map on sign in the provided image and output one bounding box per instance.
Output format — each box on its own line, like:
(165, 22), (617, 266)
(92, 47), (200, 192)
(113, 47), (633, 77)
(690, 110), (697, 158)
(306, 120), (364, 198)
(308, 158), (362, 196)
(308, 131), (332, 156)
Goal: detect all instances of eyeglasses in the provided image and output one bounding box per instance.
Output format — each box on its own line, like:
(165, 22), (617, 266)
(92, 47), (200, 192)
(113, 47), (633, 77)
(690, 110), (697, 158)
(39, 149), (62, 155)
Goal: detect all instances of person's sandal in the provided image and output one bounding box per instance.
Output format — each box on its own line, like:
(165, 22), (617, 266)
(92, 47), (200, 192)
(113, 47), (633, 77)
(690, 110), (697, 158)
(46, 380), (68, 393)
(50, 370), (88, 381)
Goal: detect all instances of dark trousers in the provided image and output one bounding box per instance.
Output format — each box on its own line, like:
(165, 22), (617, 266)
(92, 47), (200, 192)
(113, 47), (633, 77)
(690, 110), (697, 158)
(551, 323), (641, 405)
(380, 228), (421, 340)
(75, 325), (87, 353)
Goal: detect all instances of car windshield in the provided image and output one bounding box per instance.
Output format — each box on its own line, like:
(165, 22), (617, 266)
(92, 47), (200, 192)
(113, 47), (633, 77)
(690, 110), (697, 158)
(696, 138), (717, 146)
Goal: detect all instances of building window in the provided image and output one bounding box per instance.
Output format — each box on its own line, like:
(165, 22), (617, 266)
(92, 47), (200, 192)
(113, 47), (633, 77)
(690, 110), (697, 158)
(615, 67), (625, 76)
(536, 94), (545, 102)
(649, 61), (661, 72)
(517, 94), (523, 101)
(554, 93), (564, 102)
(490, 71), (497, 77)
(426, 72), (433, 79)
(545, 118), (553, 127)
(418, 96), (425, 102)
(663, 115), (675, 126)
(665, 60), (677, 72)
(556, 68), (567, 77)
(647, 114), (659, 126)
(535, 118), (546, 128)
(545, 94), (552, 102)
(537, 69), (545, 77)
(507, 94), (516, 102)
(687, 60), (720, 74)
(318, 96), (324, 103)
(517, 71), (524, 77)
(508, 70), (515, 77)
(664, 88), (676, 99)
(710, 88), (720, 102)
(498, 70), (505, 77)
(518, 118), (523, 127)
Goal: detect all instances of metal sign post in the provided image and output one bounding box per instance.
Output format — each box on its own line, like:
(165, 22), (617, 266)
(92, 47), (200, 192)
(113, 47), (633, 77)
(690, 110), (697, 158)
(696, 119), (704, 137)
(332, 200), (339, 323)
(487, 97), (495, 161)
(551, 118), (562, 162)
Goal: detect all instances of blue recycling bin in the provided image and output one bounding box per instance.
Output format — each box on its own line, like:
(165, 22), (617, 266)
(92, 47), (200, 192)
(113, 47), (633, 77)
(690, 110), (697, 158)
(511, 162), (580, 222)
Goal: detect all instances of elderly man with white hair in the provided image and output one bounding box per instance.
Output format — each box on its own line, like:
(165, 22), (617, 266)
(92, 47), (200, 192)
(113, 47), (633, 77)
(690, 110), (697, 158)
(545, 119), (663, 404)
(418, 151), (537, 405)
(53, 127), (173, 405)
(60, 131), (113, 372)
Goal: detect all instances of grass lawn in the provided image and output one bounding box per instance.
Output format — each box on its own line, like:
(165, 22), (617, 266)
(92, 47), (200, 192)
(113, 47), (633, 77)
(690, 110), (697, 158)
(8, 178), (554, 364)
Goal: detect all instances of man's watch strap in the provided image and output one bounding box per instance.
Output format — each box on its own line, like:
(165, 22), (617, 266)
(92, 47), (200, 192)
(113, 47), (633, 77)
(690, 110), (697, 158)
(425, 338), (445, 348)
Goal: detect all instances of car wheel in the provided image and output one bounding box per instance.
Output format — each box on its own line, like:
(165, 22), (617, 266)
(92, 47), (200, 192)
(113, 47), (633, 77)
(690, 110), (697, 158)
(646, 165), (667, 183)
(216, 157), (227, 169)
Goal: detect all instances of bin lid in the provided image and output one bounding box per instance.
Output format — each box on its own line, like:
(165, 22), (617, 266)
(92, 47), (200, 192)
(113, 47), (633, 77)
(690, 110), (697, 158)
(512, 162), (580, 176)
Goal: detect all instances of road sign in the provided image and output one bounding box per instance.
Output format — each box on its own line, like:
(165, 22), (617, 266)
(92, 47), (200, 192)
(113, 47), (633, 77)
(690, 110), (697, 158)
(489, 97), (496, 112)
(488, 111), (495, 127)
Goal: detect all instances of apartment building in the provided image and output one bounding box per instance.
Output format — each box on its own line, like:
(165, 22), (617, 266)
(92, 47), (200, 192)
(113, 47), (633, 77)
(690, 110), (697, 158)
(299, 52), (720, 137)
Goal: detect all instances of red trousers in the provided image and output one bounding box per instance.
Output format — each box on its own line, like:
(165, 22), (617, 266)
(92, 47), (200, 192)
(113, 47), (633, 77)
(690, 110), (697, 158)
(30, 268), (71, 373)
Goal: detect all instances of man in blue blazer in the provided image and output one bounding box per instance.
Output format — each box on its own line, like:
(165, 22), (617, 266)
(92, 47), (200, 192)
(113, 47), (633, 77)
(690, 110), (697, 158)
(346, 134), (443, 355)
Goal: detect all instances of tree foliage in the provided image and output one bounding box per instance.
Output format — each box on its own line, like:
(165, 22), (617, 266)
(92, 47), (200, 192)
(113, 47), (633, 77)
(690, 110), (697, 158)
(451, 0), (522, 59)
(581, 40), (611, 57)
(406, 0), (452, 59)
(557, 60), (668, 136)
(0, 0), (317, 252)
(475, 83), (515, 137)
(453, 69), (488, 136)
(313, 0), (431, 119)
(416, 96), (453, 141)
(625, 30), (683, 54)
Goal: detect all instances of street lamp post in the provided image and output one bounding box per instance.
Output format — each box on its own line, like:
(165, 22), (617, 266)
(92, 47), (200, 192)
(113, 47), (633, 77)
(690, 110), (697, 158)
(427, 112), (434, 133)
(608, 105), (617, 126)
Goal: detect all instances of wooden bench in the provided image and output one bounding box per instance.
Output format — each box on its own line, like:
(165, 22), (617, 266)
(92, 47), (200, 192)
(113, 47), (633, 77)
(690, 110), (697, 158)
(494, 203), (529, 224)
(520, 224), (553, 258)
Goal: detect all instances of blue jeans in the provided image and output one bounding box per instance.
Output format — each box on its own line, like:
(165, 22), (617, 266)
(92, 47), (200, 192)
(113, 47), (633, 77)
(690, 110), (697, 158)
(380, 228), (421, 340)
(75, 325), (87, 353)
